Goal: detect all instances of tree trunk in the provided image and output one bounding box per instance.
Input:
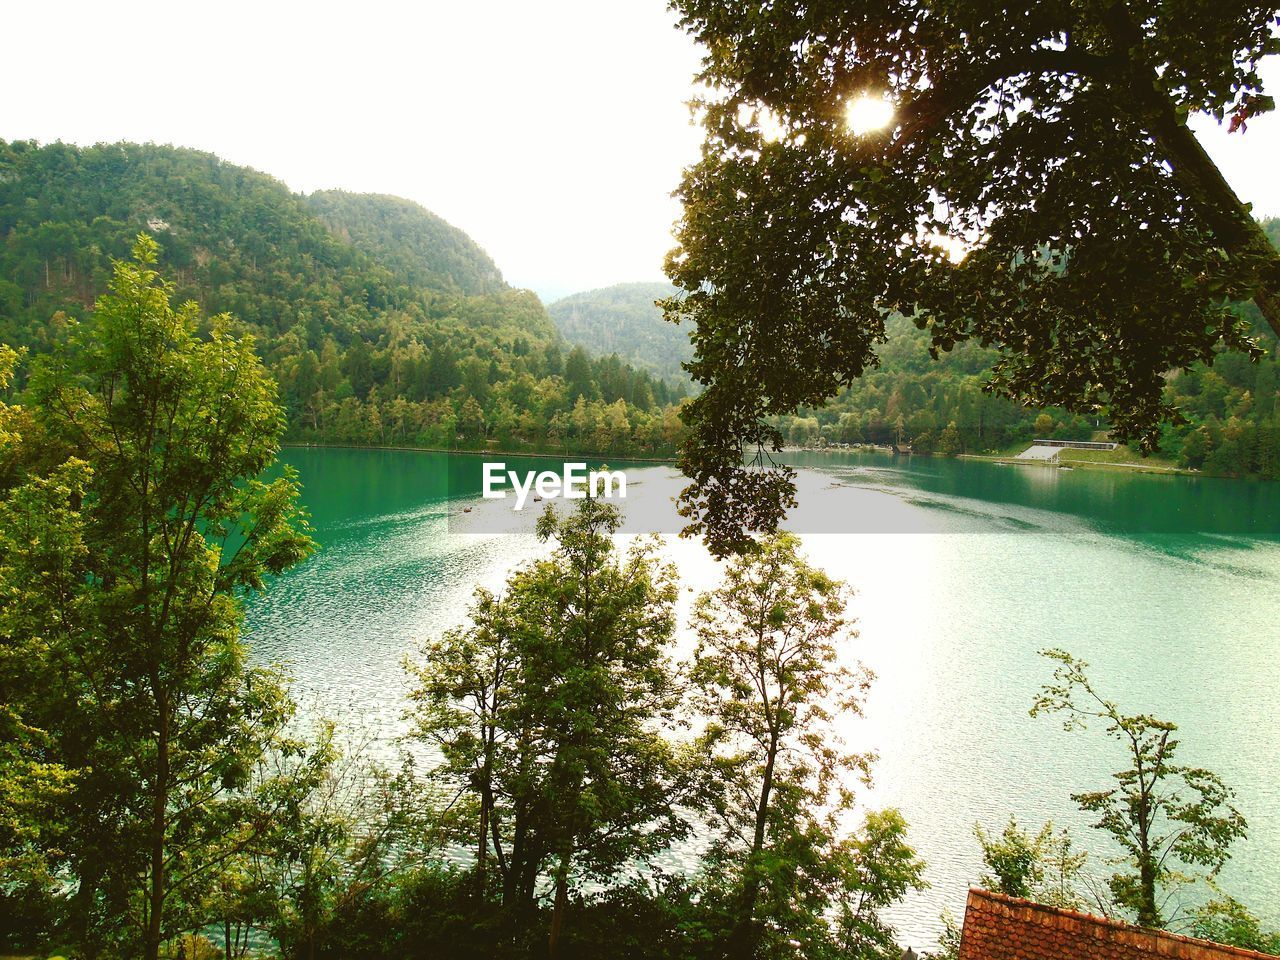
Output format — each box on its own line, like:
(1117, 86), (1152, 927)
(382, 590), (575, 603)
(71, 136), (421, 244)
(144, 702), (170, 960)
(547, 849), (573, 960)
(1137, 856), (1160, 928)
(476, 789), (490, 893)
(1151, 106), (1280, 339)
(732, 727), (780, 955)
(70, 853), (106, 956)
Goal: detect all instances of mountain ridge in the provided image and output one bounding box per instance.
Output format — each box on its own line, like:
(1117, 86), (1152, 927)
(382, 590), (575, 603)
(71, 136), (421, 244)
(0, 139), (687, 457)
(303, 189), (506, 298)
(547, 281), (690, 382)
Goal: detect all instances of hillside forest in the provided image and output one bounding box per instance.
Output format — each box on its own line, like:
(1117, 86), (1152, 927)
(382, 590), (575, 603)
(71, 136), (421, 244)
(554, 278), (1280, 478)
(1, 139), (1278, 478)
(0, 140), (688, 459)
(547, 282), (690, 383)
(780, 308), (1280, 478)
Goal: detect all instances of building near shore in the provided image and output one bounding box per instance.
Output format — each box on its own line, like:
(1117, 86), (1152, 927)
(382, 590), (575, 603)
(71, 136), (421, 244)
(957, 889), (1274, 960)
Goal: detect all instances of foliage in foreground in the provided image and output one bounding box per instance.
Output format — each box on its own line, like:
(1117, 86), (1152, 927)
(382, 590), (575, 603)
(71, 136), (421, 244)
(1, 247), (927, 959)
(408, 496), (689, 956)
(1031, 649), (1247, 929)
(958, 650), (1273, 955)
(0, 242), (425, 960)
(407, 513), (924, 960)
(0, 237), (320, 959)
(664, 0), (1280, 553)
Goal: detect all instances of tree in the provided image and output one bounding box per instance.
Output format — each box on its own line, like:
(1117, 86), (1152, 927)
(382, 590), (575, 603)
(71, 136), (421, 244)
(664, 0), (1279, 553)
(563, 345), (596, 402)
(0, 458), (91, 947)
(1, 237), (314, 958)
(937, 422), (963, 457)
(257, 724), (417, 960)
(341, 337), (374, 400)
(1031, 649), (1247, 928)
(408, 588), (515, 899)
(1179, 425), (1211, 469)
(408, 497), (689, 956)
(830, 808), (929, 960)
(0, 346), (80, 947)
(690, 533), (921, 957)
(974, 818), (1087, 910)
(1191, 895), (1280, 954)
(456, 396), (486, 441)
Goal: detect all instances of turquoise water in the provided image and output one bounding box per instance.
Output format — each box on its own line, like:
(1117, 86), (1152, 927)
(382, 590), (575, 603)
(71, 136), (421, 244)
(244, 447), (1280, 949)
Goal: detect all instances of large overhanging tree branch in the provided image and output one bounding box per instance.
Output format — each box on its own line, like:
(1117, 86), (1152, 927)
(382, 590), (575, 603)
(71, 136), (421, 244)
(664, 0), (1280, 555)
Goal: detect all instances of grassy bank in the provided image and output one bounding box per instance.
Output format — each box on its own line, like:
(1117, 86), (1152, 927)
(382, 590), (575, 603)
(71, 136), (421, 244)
(788, 442), (1190, 476)
(959, 444), (1191, 476)
(1055, 446), (1180, 470)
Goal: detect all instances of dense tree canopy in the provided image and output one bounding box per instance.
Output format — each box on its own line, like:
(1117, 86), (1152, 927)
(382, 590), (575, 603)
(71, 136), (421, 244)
(404, 519), (927, 960)
(409, 498), (689, 957)
(548, 282), (692, 383)
(664, 0), (1280, 553)
(0, 140), (688, 460)
(303, 190), (507, 298)
(0, 238), (317, 958)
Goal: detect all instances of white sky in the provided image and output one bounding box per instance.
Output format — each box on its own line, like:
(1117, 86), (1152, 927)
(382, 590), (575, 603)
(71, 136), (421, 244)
(3, 1), (1278, 301)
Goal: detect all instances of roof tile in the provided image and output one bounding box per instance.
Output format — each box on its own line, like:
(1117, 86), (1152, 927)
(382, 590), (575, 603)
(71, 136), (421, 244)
(958, 889), (1276, 960)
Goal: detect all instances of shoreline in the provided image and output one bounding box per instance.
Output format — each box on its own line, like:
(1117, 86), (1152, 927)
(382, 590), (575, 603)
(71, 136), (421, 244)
(784, 444), (1222, 480)
(280, 440), (680, 465)
(957, 453), (1197, 477)
(284, 441), (1273, 484)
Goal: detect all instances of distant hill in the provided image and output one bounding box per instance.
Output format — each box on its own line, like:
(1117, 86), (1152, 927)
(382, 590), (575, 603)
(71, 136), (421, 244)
(548, 282), (691, 382)
(304, 190), (505, 297)
(0, 140), (687, 456)
(775, 293), (1280, 480)
(0, 140), (558, 358)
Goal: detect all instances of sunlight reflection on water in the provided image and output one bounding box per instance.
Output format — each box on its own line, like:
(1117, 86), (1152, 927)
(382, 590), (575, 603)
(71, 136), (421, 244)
(245, 450), (1280, 950)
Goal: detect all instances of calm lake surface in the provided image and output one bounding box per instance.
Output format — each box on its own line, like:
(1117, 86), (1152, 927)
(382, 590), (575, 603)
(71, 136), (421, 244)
(245, 447), (1280, 950)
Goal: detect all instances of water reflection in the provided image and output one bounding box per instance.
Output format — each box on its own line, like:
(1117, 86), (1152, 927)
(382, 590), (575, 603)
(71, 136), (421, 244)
(245, 448), (1280, 950)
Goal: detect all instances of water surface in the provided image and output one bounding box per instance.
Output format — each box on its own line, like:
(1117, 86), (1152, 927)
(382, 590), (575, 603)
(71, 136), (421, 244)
(245, 447), (1280, 949)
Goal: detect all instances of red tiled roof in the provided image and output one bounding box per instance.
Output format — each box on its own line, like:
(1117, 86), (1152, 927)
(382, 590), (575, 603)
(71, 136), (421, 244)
(958, 888), (1276, 960)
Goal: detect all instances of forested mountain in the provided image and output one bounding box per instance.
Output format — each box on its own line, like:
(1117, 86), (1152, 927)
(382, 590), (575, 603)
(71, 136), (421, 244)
(548, 282), (692, 382)
(778, 300), (1280, 478)
(2, 139), (1274, 476)
(0, 140), (686, 456)
(303, 189), (506, 297)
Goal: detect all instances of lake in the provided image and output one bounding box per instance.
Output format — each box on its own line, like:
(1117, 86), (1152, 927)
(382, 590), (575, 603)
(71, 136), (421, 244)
(244, 446), (1280, 950)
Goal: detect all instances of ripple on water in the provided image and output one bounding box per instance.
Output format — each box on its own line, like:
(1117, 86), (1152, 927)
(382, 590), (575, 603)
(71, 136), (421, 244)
(245, 449), (1280, 950)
